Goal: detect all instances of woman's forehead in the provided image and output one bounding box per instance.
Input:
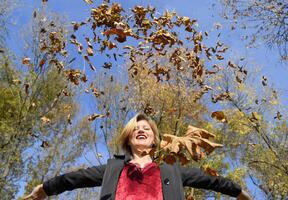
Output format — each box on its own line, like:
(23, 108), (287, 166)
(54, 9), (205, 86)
(136, 120), (150, 126)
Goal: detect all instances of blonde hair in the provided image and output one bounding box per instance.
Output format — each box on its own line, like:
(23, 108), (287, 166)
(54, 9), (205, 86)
(118, 113), (159, 153)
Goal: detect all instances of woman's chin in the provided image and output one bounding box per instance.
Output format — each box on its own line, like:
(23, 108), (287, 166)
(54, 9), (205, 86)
(132, 144), (153, 152)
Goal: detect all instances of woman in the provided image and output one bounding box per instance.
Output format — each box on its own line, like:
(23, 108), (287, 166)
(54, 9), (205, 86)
(24, 113), (252, 200)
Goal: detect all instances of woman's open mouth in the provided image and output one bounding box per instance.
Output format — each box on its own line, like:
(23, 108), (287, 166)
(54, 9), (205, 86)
(136, 134), (147, 139)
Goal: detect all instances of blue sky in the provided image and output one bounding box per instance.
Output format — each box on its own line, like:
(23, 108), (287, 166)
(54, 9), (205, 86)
(7, 0), (287, 199)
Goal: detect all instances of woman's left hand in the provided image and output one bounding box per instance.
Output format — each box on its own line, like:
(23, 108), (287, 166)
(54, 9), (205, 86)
(236, 190), (252, 200)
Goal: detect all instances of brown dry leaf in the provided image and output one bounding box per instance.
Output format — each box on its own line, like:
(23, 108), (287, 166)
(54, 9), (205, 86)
(83, 0), (93, 4)
(108, 41), (117, 49)
(39, 58), (46, 68)
(161, 125), (223, 162)
(103, 28), (133, 43)
(228, 61), (237, 68)
(92, 87), (101, 97)
(65, 69), (81, 85)
(163, 154), (177, 165)
(186, 195), (195, 200)
(211, 92), (232, 103)
(41, 116), (50, 124)
(103, 62), (112, 69)
(203, 166), (219, 176)
(24, 83), (30, 94)
(81, 74), (88, 82)
(216, 54), (224, 60)
(22, 57), (31, 66)
(211, 111), (228, 123)
(88, 113), (106, 121)
(67, 114), (72, 125)
(177, 152), (190, 165)
(40, 140), (49, 148)
(87, 46), (94, 56)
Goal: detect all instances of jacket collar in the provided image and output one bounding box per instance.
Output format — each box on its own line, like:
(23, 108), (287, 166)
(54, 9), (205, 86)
(113, 151), (132, 163)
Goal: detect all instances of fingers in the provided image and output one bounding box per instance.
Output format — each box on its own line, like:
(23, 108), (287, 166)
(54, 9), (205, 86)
(22, 194), (33, 200)
(23, 194), (41, 200)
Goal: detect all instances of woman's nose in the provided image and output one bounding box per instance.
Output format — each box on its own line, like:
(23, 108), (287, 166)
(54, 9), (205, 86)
(137, 128), (145, 133)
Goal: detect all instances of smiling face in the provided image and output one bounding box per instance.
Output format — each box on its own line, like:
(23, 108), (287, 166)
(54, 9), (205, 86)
(129, 120), (155, 152)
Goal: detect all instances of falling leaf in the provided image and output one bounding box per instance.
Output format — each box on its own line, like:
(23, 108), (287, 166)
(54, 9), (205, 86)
(22, 57), (31, 66)
(65, 69), (81, 85)
(103, 62), (112, 69)
(39, 58), (46, 68)
(262, 76), (267, 86)
(214, 22), (222, 29)
(103, 28), (133, 43)
(108, 41), (117, 49)
(228, 61), (237, 68)
(87, 46), (94, 56)
(40, 141), (49, 148)
(12, 79), (21, 84)
(96, 153), (103, 158)
(67, 114), (72, 124)
(216, 54), (224, 60)
(203, 166), (219, 176)
(251, 112), (262, 121)
(186, 195), (195, 200)
(211, 92), (232, 103)
(163, 154), (177, 164)
(160, 125), (223, 162)
(177, 152), (190, 165)
(81, 74), (88, 82)
(83, 0), (93, 4)
(88, 113), (106, 121)
(41, 116), (50, 124)
(92, 87), (101, 97)
(24, 83), (30, 94)
(211, 111), (228, 123)
(274, 111), (282, 120)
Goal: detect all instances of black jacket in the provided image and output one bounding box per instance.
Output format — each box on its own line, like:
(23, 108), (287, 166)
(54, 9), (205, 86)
(43, 155), (242, 200)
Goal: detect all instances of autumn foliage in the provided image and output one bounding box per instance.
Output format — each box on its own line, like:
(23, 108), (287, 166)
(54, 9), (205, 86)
(0, 0), (287, 199)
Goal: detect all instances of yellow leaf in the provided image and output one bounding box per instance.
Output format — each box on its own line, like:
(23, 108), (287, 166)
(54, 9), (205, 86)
(252, 112), (262, 121)
(269, 99), (278, 105)
(41, 116), (50, 124)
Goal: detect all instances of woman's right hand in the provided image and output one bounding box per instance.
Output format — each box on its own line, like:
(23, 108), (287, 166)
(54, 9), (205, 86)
(23, 184), (47, 200)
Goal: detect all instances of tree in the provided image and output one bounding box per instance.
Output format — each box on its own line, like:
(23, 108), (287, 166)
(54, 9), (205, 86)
(2, 0), (287, 199)
(221, 0), (288, 61)
(0, 5), (90, 199)
(0, 0), (18, 46)
(207, 62), (288, 199)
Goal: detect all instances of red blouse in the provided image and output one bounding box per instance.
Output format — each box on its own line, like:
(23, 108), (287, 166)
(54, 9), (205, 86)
(115, 162), (163, 200)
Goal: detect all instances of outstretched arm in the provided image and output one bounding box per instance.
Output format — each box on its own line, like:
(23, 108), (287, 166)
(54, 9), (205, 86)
(23, 164), (106, 199)
(180, 166), (252, 199)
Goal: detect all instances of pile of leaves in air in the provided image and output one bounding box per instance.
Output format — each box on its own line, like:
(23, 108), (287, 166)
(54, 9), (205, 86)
(143, 125), (223, 170)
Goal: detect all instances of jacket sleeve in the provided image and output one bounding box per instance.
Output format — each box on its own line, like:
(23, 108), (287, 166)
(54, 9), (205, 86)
(179, 166), (242, 197)
(43, 164), (106, 196)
